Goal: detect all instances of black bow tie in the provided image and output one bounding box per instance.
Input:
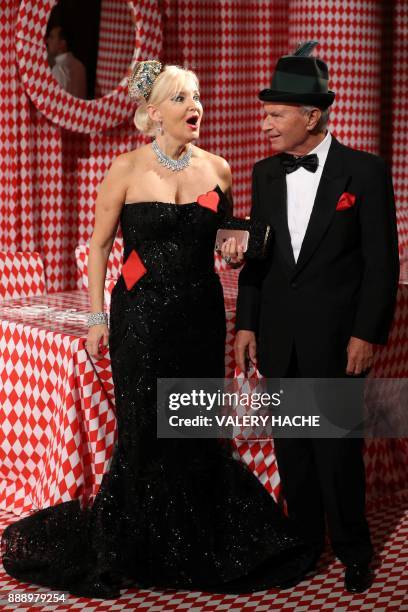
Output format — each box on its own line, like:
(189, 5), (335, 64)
(280, 153), (319, 174)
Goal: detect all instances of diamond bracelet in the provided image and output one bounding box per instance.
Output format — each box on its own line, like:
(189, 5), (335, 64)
(87, 312), (108, 328)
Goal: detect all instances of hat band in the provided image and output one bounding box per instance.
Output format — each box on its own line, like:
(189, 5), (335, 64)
(272, 70), (328, 94)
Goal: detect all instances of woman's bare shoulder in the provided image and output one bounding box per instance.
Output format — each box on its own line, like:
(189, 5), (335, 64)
(193, 146), (231, 182)
(111, 144), (152, 173)
(193, 146), (230, 168)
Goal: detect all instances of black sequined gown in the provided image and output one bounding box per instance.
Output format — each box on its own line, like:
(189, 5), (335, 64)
(1, 185), (314, 598)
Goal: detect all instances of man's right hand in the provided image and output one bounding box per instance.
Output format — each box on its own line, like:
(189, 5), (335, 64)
(234, 330), (257, 374)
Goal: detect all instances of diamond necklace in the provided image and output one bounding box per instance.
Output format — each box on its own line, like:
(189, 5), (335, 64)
(152, 139), (192, 172)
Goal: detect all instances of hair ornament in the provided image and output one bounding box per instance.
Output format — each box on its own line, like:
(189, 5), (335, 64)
(128, 60), (163, 101)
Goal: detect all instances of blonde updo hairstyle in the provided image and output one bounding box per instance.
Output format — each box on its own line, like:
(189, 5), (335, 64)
(133, 65), (200, 137)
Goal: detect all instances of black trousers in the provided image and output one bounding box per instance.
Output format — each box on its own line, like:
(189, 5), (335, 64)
(272, 345), (373, 565)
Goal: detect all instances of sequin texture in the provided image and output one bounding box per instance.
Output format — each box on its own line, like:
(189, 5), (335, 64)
(1, 185), (314, 598)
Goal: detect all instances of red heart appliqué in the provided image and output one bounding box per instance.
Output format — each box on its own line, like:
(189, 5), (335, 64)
(121, 249), (147, 290)
(197, 190), (220, 213)
(336, 192), (356, 211)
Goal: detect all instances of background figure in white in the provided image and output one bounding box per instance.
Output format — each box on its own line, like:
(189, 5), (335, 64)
(46, 26), (87, 99)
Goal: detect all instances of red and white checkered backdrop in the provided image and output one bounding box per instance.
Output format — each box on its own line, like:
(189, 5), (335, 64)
(0, 6), (407, 607)
(1, 0), (407, 495)
(94, 0), (136, 98)
(0, 0), (407, 291)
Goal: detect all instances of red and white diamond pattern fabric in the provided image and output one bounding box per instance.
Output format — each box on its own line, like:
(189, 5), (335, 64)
(0, 252), (46, 300)
(218, 268), (239, 303)
(15, 0), (162, 134)
(0, 0), (37, 256)
(362, 283), (408, 499)
(233, 439), (282, 502)
(288, 0), (383, 153)
(104, 279), (117, 313)
(214, 251), (229, 273)
(1, 491), (407, 609)
(229, 364), (282, 503)
(364, 439), (408, 502)
(287, 0), (408, 258)
(0, 0), (407, 532)
(95, 0), (136, 98)
(2, 0), (407, 297)
(393, 0), (408, 257)
(372, 284), (408, 378)
(0, 293), (282, 515)
(0, 0), (160, 297)
(222, 272), (408, 506)
(225, 308), (237, 378)
(0, 291), (116, 516)
(175, 0), (277, 218)
(1, 283), (407, 517)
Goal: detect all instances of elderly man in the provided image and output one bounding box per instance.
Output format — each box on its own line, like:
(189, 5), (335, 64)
(231, 42), (400, 593)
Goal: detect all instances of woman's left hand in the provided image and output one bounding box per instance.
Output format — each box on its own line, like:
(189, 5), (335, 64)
(220, 237), (245, 267)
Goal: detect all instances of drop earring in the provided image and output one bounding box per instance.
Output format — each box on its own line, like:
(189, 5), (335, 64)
(157, 120), (163, 135)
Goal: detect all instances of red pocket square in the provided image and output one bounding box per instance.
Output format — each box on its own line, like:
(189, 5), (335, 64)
(197, 190), (220, 212)
(336, 192), (356, 211)
(121, 249), (147, 290)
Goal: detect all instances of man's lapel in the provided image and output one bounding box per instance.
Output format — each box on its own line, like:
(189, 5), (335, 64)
(293, 136), (350, 277)
(260, 136), (350, 275)
(263, 160), (296, 270)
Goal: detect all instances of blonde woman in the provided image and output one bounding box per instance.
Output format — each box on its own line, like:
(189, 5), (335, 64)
(2, 62), (314, 598)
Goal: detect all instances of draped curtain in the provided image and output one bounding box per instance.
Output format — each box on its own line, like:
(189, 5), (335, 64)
(0, 0), (406, 292)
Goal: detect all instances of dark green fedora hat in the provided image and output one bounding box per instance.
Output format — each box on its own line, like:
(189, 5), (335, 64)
(259, 41), (335, 109)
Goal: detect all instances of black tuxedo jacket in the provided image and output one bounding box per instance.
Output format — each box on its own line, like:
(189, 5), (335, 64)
(236, 136), (400, 377)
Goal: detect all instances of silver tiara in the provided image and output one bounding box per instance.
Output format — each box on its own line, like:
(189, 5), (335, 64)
(128, 60), (163, 101)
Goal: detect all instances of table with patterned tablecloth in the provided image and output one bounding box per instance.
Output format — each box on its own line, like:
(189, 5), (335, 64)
(0, 291), (116, 515)
(1, 272), (407, 517)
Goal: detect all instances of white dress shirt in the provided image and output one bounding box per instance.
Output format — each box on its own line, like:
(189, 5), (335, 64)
(51, 52), (87, 99)
(286, 130), (332, 262)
